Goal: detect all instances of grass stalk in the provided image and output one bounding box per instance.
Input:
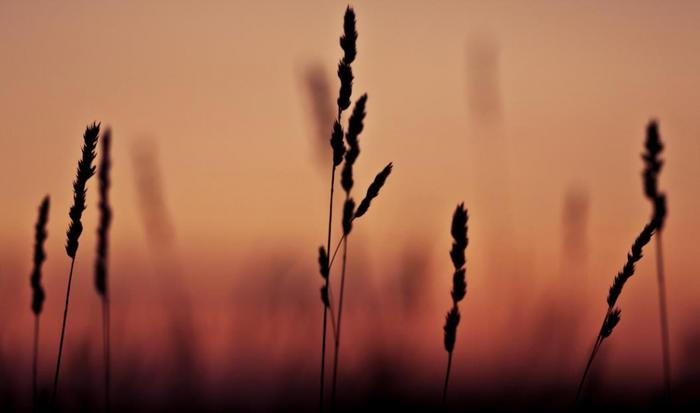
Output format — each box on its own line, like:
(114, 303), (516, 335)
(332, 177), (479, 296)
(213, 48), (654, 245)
(95, 128), (113, 412)
(442, 204), (469, 405)
(442, 351), (453, 405)
(642, 121), (671, 398)
(52, 122), (100, 406)
(320, 164), (336, 412)
(33, 316), (40, 412)
(318, 7), (357, 411)
(656, 231), (671, 398)
(331, 218), (349, 411)
(30, 195), (49, 412)
(52, 258), (76, 405)
(576, 218), (657, 402)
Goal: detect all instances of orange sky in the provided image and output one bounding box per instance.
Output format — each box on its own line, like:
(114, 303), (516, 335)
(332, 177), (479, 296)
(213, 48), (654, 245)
(1, 0), (700, 397)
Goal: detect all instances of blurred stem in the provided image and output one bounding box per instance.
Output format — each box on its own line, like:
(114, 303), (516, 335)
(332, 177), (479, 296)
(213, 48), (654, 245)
(655, 232), (671, 400)
(103, 295), (111, 413)
(331, 219), (349, 411)
(33, 315), (39, 413)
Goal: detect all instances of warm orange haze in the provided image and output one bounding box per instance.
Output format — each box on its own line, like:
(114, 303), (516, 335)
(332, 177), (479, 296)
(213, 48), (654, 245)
(1, 0), (700, 411)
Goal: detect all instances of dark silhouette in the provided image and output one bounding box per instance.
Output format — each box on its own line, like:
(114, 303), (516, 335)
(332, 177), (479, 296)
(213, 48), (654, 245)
(576, 218), (658, 402)
(442, 203), (469, 405)
(332, 90), (365, 409)
(95, 128), (113, 412)
(326, 163), (394, 269)
(53, 122), (100, 406)
(318, 6), (356, 412)
(30, 195), (50, 411)
(642, 121), (671, 399)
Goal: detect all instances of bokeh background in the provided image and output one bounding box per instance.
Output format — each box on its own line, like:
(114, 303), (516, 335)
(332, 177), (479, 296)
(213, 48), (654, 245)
(1, 0), (700, 410)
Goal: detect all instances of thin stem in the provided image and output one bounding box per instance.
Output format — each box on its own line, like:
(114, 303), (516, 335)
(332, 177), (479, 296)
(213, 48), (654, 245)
(655, 232), (671, 399)
(52, 257), (76, 407)
(103, 296), (111, 413)
(331, 230), (349, 411)
(320, 306), (328, 412)
(320, 163), (337, 412)
(577, 306), (614, 403)
(576, 335), (603, 403)
(327, 285), (337, 338)
(329, 234), (345, 269)
(33, 315), (39, 413)
(442, 350), (453, 406)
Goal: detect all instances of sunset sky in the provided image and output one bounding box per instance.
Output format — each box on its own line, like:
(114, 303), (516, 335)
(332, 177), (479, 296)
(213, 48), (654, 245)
(1, 0), (699, 408)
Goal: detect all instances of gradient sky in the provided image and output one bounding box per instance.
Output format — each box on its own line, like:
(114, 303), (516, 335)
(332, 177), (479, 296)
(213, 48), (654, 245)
(1, 0), (700, 397)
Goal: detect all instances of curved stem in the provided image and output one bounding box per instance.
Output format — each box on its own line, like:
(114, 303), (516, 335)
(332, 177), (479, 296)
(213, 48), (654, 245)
(320, 163), (337, 412)
(329, 235), (345, 270)
(52, 257), (76, 406)
(331, 231), (349, 411)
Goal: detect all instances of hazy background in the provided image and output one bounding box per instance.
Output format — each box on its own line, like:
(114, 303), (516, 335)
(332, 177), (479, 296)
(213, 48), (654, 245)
(1, 0), (699, 410)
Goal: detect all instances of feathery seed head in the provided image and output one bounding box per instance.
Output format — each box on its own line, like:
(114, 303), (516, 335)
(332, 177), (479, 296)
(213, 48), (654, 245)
(341, 161), (354, 193)
(653, 193), (667, 230)
(444, 203), (469, 353)
(66, 122), (100, 259)
(642, 120), (667, 230)
(443, 306), (461, 353)
(342, 198), (355, 235)
(600, 308), (622, 339)
(355, 162), (392, 219)
(320, 285), (330, 308)
(95, 129), (112, 296)
(607, 220), (655, 307)
(340, 95), (368, 193)
(30, 196), (50, 315)
(340, 6), (357, 65)
(318, 246), (329, 280)
(337, 62), (353, 113)
(451, 268), (467, 303)
(642, 121), (664, 199)
(344, 94), (367, 165)
(450, 204), (469, 270)
(331, 121), (346, 167)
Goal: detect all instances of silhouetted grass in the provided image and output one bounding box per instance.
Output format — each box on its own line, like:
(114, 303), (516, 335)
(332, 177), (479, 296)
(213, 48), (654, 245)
(327, 163), (393, 268)
(317, 6), (355, 412)
(576, 218), (658, 402)
(30, 195), (50, 411)
(95, 128), (112, 412)
(642, 120), (671, 398)
(53, 122), (100, 406)
(442, 203), (469, 405)
(331, 90), (363, 409)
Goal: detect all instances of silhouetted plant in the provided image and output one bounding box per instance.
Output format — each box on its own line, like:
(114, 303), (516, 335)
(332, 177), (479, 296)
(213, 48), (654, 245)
(442, 203), (469, 404)
(642, 120), (671, 398)
(30, 195), (50, 411)
(53, 122), (100, 405)
(95, 128), (112, 412)
(576, 219), (658, 402)
(326, 163), (394, 268)
(317, 6), (355, 412)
